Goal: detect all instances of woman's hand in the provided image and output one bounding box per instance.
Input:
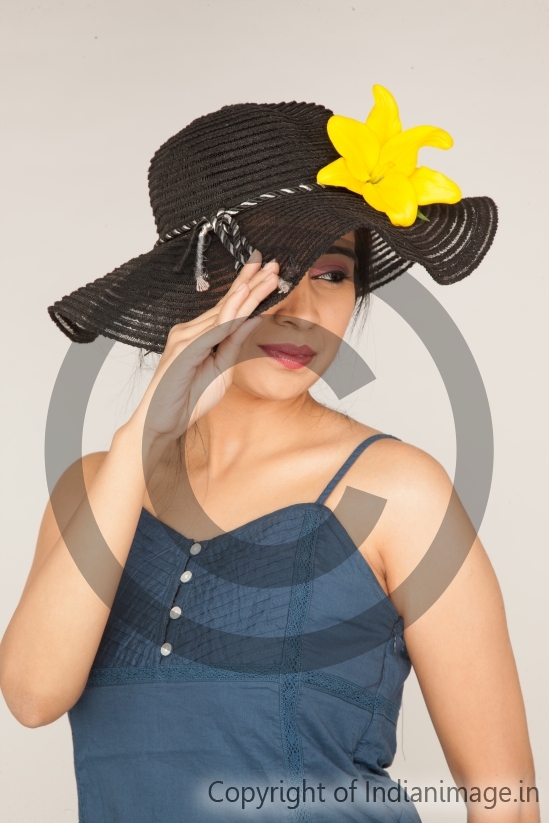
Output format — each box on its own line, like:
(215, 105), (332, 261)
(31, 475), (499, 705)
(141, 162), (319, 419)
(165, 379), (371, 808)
(0, 251), (280, 727)
(129, 252), (279, 456)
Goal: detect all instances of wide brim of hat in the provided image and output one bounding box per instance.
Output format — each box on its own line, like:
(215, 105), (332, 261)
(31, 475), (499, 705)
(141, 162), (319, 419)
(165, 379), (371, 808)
(48, 189), (497, 353)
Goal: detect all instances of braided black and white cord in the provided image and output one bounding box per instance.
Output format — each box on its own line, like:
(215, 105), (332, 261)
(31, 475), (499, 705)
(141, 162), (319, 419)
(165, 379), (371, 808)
(158, 182), (326, 292)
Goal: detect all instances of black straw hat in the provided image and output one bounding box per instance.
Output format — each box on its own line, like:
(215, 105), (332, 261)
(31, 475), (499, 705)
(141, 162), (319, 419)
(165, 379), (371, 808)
(48, 101), (498, 353)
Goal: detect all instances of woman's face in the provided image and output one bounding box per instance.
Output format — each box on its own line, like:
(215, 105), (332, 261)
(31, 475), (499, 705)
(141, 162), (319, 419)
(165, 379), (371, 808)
(231, 230), (358, 401)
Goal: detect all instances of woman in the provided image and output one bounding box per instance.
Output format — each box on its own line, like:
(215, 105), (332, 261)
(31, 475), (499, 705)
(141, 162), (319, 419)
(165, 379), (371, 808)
(0, 91), (538, 821)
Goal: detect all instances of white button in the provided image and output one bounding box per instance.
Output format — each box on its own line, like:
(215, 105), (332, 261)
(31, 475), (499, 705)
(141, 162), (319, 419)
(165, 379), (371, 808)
(160, 643), (172, 656)
(190, 542), (202, 555)
(180, 570), (193, 583)
(170, 606), (182, 619)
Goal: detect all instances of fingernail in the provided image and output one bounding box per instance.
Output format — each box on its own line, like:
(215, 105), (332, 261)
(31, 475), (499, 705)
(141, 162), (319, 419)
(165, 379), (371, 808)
(261, 258), (278, 271)
(247, 249), (262, 264)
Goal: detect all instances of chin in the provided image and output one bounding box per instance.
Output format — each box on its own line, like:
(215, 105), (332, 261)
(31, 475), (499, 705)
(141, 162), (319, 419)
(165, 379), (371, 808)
(232, 359), (320, 401)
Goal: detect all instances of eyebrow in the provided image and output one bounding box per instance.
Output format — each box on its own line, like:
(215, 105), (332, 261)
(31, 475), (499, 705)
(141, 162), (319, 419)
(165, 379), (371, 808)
(321, 245), (359, 266)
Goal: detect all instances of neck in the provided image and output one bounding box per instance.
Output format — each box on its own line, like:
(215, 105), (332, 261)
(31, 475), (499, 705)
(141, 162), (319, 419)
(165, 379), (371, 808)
(186, 384), (326, 473)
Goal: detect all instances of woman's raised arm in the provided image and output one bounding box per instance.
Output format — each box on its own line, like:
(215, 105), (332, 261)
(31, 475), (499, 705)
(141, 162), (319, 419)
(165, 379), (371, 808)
(0, 255), (279, 727)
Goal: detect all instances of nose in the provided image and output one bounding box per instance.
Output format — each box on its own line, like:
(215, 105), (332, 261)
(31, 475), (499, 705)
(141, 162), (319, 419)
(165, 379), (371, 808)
(270, 273), (318, 330)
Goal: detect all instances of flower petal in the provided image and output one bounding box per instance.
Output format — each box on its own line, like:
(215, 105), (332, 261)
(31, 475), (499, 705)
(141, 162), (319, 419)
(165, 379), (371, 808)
(317, 157), (364, 195)
(376, 125), (454, 177)
(326, 115), (379, 180)
(409, 166), (462, 205)
(364, 172), (418, 227)
(365, 84), (402, 145)
(361, 181), (387, 214)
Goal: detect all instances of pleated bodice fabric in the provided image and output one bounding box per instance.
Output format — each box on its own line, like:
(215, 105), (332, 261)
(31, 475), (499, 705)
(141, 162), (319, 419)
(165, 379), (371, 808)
(68, 434), (420, 822)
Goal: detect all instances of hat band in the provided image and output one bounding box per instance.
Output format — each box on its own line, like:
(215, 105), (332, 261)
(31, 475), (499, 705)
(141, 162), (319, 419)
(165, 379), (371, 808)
(155, 181), (327, 245)
(158, 181), (327, 294)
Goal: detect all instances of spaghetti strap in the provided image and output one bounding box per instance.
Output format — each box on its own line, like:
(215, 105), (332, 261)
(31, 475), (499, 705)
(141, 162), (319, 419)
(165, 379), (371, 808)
(315, 433), (401, 506)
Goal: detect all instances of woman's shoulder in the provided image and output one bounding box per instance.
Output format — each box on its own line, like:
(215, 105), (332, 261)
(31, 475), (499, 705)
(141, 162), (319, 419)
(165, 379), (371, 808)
(338, 424), (459, 576)
(341, 422), (452, 506)
(322, 414), (454, 533)
(315, 408), (444, 484)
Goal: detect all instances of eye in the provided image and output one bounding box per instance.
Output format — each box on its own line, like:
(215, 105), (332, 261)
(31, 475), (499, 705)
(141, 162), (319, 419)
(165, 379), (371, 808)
(311, 269), (353, 284)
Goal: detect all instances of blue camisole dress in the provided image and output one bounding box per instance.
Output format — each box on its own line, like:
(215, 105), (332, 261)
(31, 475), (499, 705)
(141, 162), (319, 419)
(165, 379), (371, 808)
(68, 433), (421, 822)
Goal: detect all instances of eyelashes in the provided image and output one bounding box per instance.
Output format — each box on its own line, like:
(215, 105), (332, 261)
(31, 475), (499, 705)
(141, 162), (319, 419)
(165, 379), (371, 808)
(310, 269), (353, 284)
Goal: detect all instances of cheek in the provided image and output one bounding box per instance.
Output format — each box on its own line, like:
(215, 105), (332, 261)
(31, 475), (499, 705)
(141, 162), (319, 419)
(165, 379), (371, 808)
(316, 287), (356, 335)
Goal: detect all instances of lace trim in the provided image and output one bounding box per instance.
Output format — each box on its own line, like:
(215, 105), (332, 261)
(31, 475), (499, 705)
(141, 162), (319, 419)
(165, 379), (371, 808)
(86, 663), (399, 725)
(279, 508), (320, 823)
(301, 670), (399, 725)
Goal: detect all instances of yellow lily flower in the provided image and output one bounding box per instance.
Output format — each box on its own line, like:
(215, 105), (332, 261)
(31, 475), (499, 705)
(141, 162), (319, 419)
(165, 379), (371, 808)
(317, 85), (462, 227)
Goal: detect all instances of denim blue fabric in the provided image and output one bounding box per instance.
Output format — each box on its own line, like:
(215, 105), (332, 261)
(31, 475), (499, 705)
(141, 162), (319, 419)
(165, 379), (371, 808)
(69, 434), (421, 822)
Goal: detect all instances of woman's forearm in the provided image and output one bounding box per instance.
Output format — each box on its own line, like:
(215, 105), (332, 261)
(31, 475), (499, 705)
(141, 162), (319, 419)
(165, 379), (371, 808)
(0, 421), (167, 727)
(459, 770), (540, 822)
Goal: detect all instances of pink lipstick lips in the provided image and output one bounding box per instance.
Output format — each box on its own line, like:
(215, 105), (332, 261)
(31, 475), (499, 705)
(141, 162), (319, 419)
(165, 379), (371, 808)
(259, 343), (316, 370)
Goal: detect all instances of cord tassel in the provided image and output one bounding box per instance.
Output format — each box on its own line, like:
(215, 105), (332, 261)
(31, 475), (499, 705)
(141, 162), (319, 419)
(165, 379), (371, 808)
(210, 210), (254, 274)
(172, 221), (203, 274)
(194, 222), (213, 291)
(171, 208), (293, 295)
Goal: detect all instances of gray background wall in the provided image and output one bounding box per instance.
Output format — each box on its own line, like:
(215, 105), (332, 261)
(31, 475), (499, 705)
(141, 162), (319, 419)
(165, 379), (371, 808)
(1, 1), (547, 820)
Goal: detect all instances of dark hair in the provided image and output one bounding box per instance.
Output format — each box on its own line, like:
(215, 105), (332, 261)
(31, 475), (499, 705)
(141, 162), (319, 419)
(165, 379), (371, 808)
(352, 226), (372, 325)
(354, 226), (372, 297)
